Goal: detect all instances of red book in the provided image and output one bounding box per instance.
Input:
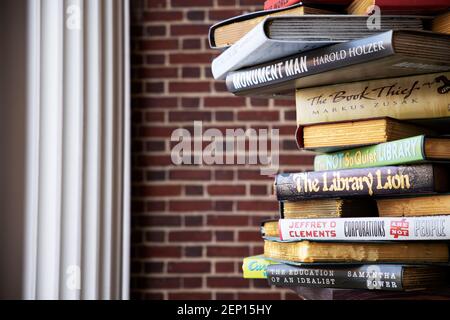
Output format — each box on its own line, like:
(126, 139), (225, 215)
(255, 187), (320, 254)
(348, 0), (450, 15)
(264, 0), (353, 10)
(264, 0), (301, 10)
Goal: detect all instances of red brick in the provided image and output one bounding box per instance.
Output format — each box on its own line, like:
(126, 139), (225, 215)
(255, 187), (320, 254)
(207, 246), (249, 257)
(137, 67), (178, 78)
(143, 11), (183, 22)
(237, 200), (278, 211)
(169, 111), (211, 122)
(208, 9), (244, 20)
(146, 0), (166, 8)
(172, 0), (210, 7)
(138, 185), (182, 197)
(238, 230), (261, 242)
(207, 277), (249, 288)
(170, 53), (214, 64)
(204, 97), (246, 107)
(137, 245), (181, 258)
(171, 24), (210, 36)
(169, 81), (210, 93)
(167, 262), (211, 273)
(133, 97), (178, 108)
(250, 185), (267, 195)
(187, 10), (206, 21)
(169, 293), (212, 300)
(215, 231), (234, 242)
(207, 185), (245, 196)
(169, 169), (211, 180)
(169, 231), (212, 242)
(215, 262), (235, 273)
(238, 293), (282, 300)
(169, 201), (213, 212)
(237, 111), (279, 121)
(207, 215), (249, 226)
(183, 277), (203, 288)
(138, 39), (179, 51)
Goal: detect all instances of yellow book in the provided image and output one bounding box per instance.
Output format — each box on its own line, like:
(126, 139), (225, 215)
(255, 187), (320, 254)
(296, 72), (450, 126)
(242, 255), (278, 279)
(264, 240), (449, 264)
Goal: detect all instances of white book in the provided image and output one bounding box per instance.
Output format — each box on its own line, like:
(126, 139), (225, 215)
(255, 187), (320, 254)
(277, 216), (450, 242)
(211, 17), (332, 80)
(211, 15), (425, 80)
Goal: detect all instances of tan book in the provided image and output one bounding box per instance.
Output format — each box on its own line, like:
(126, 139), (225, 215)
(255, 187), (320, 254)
(295, 72), (450, 127)
(433, 11), (450, 34)
(377, 194), (450, 217)
(264, 240), (449, 263)
(300, 117), (433, 152)
(209, 5), (334, 49)
(282, 199), (377, 219)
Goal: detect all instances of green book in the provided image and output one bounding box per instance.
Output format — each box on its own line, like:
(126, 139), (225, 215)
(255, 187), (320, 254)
(314, 135), (450, 171)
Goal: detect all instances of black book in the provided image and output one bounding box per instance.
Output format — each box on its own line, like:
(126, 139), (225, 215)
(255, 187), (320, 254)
(267, 263), (450, 291)
(275, 164), (450, 201)
(225, 30), (450, 98)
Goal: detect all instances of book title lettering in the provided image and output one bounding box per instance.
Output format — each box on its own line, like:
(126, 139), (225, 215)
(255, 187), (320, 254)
(292, 169), (411, 196)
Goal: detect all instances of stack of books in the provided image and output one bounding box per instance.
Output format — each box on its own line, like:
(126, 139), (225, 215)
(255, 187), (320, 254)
(209, 0), (450, 298)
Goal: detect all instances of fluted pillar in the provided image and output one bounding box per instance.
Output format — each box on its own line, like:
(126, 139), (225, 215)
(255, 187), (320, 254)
(19, 0), (130, 300)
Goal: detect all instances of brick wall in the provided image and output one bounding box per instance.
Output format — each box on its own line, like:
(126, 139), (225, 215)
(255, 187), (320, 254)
(130, 0), (314, 300)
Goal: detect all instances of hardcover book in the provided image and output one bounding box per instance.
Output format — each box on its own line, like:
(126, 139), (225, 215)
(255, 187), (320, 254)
(208, 4), (331, 49)
(377, 194), (450, 217)
(281, 198), (378, 218)
(212, 16), (424, 79)
(242, 255), (279, 279)
(273, 216), (450, 241)
(275, 164), (450, 201)
(314, 135), (450, 171)
(432, 11), (450, 34)
(267, 263), (449, 291)
(295, 72), (450, 127)
(298, 118), (433, 152)
(225, 31), (450, 97)
(348, 0), (450, 15)
(264, 240), (449, 263)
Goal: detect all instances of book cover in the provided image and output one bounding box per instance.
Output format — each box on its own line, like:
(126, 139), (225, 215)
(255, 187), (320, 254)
(242, 255), (279, 279)
(313, 135), (450, 171)
(267, 263), (449, 291)
(296, 72), (450, 126)
(275, 164), (448, 201)
(225, 30), (450, 97)
(277, 215), (450, 241)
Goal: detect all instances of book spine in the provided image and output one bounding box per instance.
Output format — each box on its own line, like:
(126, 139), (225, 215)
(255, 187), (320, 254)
(267, 264), (404, 291)
(264, 0), (300, 10)
(242, 256), (278, 279)
(314, 135), (426, 171)
(276, 164), (435, 201)
(278, 216), (450, 241)
(296, 72), (450, 126)
(226, 31), (395, 93)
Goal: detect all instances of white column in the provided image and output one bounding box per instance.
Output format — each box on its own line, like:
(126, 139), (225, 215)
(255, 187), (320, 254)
(23, 0), (130, 300)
